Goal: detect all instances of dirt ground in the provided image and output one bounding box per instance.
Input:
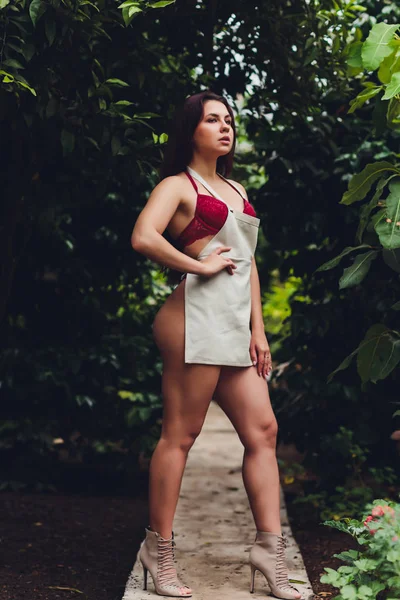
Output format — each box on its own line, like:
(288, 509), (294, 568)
(0, 486), (356, 600)
(0, 491), (149, 600)
(285, 495), (359, 599)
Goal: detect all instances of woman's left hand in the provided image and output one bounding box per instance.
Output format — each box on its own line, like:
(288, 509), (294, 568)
(250, 331), (272, 378)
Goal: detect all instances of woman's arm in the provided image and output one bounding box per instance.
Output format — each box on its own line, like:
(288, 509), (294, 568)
(131, 176), (236, 277)
(249, 257), (271, 378)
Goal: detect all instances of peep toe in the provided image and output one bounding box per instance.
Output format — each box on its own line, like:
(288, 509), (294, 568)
(138, 527), (192, 597)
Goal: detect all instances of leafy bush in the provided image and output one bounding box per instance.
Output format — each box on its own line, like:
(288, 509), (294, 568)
(266, 3), (400, 503)
(321, 499), (400, 600)
(316, 21), (400, 387)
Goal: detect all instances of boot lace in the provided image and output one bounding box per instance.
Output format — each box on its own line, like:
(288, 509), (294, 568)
(157, 536), (190, 592)
(276, 535), (299, 594)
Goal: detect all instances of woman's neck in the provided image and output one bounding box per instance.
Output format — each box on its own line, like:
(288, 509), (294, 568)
(187, 157), (219, 181)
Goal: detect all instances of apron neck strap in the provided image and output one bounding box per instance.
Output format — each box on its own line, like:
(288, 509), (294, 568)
(186, 167), (230, 207)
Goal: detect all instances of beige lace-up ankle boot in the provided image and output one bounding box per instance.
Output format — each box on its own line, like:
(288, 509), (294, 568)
(138, 527), (192, 597)
(249, 530), (303, 599)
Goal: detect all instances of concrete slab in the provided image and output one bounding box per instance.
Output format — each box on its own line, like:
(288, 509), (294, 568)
(122, 400), (314, 600)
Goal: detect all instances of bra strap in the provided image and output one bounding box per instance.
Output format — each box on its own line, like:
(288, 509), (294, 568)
(217, 172), (246, 200)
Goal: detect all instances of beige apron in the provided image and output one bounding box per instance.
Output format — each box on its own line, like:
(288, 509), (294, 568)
(184, 167), (260, 367)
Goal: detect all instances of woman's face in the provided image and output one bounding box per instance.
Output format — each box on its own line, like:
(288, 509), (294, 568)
(192, 100), (234, 156)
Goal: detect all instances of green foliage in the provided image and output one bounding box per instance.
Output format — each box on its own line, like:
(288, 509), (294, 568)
(253, 1), (398, 502)
(320, 499), (400, 599)
(0, 0), (178, 487)
(261, 270), (302, 343)
(314, 20), (400, 386)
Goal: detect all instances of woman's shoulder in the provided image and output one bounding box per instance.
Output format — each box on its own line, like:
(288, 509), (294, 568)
(156, 171), (191, 188)
(226, 178), (248, 200)
(152, 172), (189, 195)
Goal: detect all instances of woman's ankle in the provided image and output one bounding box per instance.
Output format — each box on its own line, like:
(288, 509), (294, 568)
(148, 524), (173, 538)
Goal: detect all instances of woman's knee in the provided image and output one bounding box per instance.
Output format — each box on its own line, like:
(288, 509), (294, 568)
(179, 429), (202, 453)
(160, 424), (203, 454)
(241, 418), (278, 452)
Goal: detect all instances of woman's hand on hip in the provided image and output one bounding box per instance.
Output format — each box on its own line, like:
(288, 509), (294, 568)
(250, 331), (272, 378)
(199, 246), (237, 277)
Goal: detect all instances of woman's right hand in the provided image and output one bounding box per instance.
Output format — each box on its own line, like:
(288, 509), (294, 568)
(199, 246), (237, 277)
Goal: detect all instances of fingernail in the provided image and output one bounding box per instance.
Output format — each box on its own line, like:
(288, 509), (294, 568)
(253, 361), (257, 366)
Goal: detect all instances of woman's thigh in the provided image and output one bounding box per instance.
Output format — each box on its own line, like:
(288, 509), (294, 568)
(152, 280), (221, 440)
(214, 366), (278, 450)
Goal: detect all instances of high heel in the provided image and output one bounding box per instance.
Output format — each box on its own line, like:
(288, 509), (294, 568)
(138, 527), (192, 597)
(142, 563), (148, 590)
(249, 530), (303, 599)
(250, 562), (257, 593)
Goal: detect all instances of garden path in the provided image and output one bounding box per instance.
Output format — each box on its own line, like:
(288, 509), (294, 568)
(122, 400), (314, 600)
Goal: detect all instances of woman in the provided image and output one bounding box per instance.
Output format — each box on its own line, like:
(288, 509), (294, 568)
(131, 91), (302, 600)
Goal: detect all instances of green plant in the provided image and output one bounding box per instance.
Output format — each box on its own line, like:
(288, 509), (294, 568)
(321, 499), (400, 599)
(315, 21), (400, 386)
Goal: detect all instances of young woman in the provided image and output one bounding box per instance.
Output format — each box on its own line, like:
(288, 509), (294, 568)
(131, 91), (302, 600)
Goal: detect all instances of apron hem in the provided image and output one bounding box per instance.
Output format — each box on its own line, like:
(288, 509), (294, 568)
(185, 358), (253, 367)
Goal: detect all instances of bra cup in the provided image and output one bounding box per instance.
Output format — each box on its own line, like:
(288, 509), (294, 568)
(176, 171), (257, 249)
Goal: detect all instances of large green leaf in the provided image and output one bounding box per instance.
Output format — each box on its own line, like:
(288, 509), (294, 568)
(29, 0), (47, 26)
(357, 324), (400, 383)
(340, 161), (398, 205)
(0, 0), (10, 8)
(150, 0), (175, 7)
(374, 178), (400, 249)
(315, 244), (372, 273)
(328, 325), (400, 383)
(339, 250), (378, 289)
(387, 96), (400, 126)
(333, 549), (360, 562)
(355, 175), (390, 243)
(118, 0), (141, 8)
(348, 85), (382, 114)
(361, 23), (399, 71)
(105, 78), (130, 87)
(341, 585), (357, 600)
(346, 41), (363, 68)
(383, 71), (400, 100)
(378, 52), (395, 84)
(128, 5), (142, 16)
(3, 58), (25, 70)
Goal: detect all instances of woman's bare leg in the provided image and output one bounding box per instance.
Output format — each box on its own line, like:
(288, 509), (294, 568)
(214, 366), (281, 534)
(151, 280), (220, 540)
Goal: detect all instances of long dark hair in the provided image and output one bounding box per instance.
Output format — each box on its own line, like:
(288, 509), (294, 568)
(160, 90), (236, 180)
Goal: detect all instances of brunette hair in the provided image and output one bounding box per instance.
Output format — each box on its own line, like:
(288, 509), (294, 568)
(159, 90), (236, 180)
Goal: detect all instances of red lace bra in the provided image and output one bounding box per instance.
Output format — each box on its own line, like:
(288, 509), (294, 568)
(176, 171), (257, 249)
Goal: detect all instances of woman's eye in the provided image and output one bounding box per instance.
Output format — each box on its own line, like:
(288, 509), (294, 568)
(207, 119), (232, 125)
